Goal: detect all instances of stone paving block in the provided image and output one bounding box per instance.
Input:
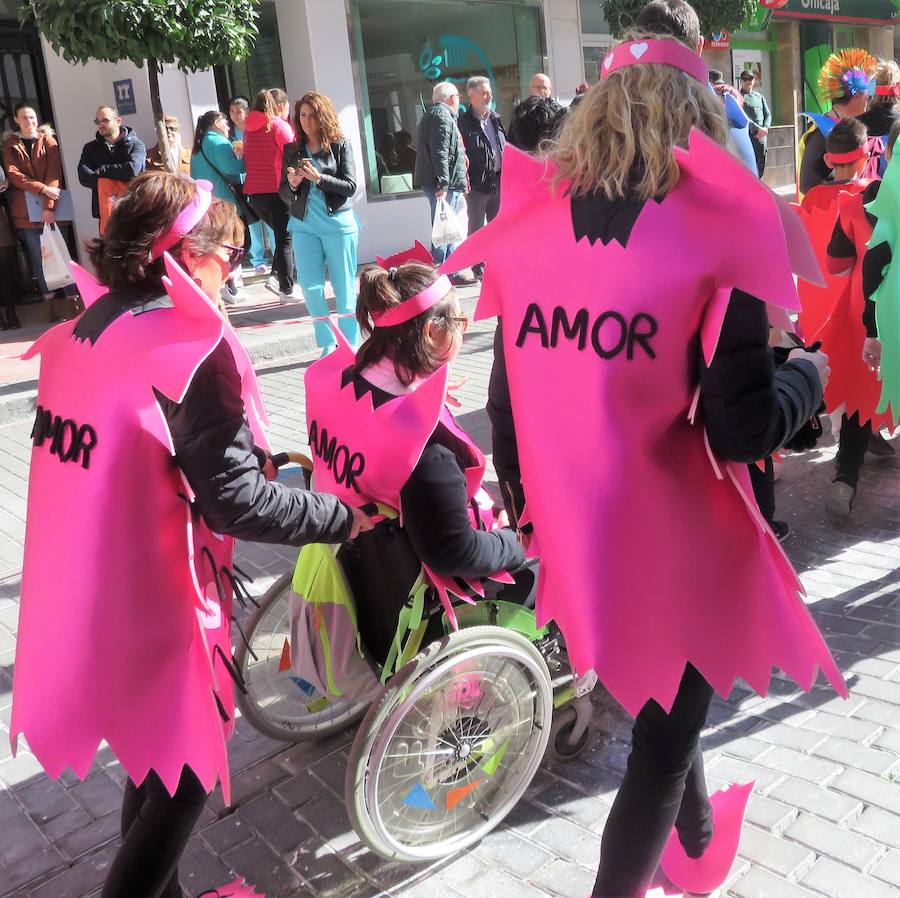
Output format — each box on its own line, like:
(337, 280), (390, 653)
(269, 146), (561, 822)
(228, 758), (290, 807)
(199, 812), (255, 854)
(802, 856), (900, 898)
(744, 793), (798, 833)
(0, 843), (65, 895)
(309, 750), (349, 797)
(392, 876), (468, 898)
(705, 755), (786, 794)
(737, 823), (815, 878)
(813, 736), (900, 777)
(528, 857), (596, 898)
(271, 730), (352, 776)
(849, 674), (900, 706)
(176, 838), (235, 897)
(0, 749), (45, 789)
(272, 768), (325, 811)
(851, 806), (900, 851)
(761, 746), (843, 785)
(291, 791), (359, 854)
(65, 772), (122, 820)
(27, 845), (117, 898)
(855, 698), (900, 729)
(529, 816), (599, 870)
(286, 835), (364, 898)
(531, 777), (611, 834)
(784, 813), (884, 872)
(473, 826), (555, 879)
(55, 809), (119, 861)
(750, 722), (827, 754)
(769, 778), (862, 825)
(0, 804), (50, 866)
(729, 864), (823, 898)
(802, 710), (884, 743)
(39, 806), (93, 842)
(873, 728), (900, 754)
(871, 849), (900, 889)
(16, 775), (78, 824)
(831, 768), (900, 815)
(221, 834), (305, 896)
(494, 796), (551, 837)
(238, 793), (316, 854)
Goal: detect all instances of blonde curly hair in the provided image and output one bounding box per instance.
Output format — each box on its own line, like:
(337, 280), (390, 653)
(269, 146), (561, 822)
(551, 33), (727, 202)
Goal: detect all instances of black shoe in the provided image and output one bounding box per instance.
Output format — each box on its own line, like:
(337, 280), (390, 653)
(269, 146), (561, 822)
(450, 271), (477, 287)
(771, 520), (791, 542)
(867, 431), (895, 457)
(6, 307), (20, 329)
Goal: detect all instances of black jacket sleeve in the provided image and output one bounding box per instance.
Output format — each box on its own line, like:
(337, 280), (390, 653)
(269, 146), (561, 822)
(317, 140), (357, 198)
(486, 320), (526, 526)
(96, 136), (146, 182)
(159, 339), (353, 546)
(699, 289), (823, 463)
(799, 129), (829, 196)
(400, 441), (524, 579)
(863, 241), (892, 338)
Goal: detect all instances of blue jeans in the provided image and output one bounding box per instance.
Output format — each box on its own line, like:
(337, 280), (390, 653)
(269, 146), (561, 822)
(423, 187), (464, 266)
(292, 226), (359, 350)
(18, 227), (48, 294)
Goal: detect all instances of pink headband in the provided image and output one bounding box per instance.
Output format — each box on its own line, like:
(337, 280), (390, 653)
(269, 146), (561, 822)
(371, 275), (453, 328)
(601, 39), (708, 85)
(150, 179), (214, 260)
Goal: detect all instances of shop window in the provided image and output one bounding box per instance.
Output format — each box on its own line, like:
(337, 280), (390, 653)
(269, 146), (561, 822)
(348, 0), (546, 198)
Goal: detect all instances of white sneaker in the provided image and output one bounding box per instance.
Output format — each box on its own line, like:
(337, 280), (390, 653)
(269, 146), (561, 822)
(222, 288), (251, 306)
(279, 290), (298, 305)
(264, 277), (280, 296)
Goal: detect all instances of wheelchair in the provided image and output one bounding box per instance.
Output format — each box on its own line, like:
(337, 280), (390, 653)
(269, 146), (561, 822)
(235, 454), (597, 863)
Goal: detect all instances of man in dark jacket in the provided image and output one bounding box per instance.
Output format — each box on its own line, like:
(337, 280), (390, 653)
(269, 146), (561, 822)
(740, 71), (771, 177)
(414, 82), (472, 279)
(77, 106), (146, 219)
(458, 76), (506, 279)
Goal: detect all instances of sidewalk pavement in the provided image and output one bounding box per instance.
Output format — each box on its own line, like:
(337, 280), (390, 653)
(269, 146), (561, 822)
(2, 296), (900, 897)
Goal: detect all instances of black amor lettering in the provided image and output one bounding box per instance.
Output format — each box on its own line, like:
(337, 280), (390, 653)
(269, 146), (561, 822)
(31, 405), (97, 469)
(308, 419), (366, 493)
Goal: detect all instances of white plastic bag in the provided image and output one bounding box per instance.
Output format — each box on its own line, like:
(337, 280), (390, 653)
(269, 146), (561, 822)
(431, 196), (466, 247)
(40, 223), (75, 291)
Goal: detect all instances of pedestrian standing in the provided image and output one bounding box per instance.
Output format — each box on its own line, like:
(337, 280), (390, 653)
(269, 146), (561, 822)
(10, 171), (371, 898)
(447, 1), (846, 894)
(190, 109), (250, 305)
(280, 91), (359, 354)
(458, 76), (505, 278)
(2, 102), (65, 321)
(243, 88), (295, 300)
(414, 81), (473, 281)
(0, 166), (20, 329)
(77, 105), (146, 227)
(229, 95), (275, 274)
(145, 114), (192, 175)
(529, 73), (553, 98)
(739, 71), (771, 177)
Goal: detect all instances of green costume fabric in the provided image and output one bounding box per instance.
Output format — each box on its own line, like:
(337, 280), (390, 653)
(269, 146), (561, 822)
(866, 158), (900, 423)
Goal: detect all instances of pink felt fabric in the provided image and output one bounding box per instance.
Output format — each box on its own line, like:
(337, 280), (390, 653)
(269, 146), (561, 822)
(303, 329), (505, 624)
(661, 782), (754, 893)
(442, 132), (846, 715)
(11, 255), (271, 804)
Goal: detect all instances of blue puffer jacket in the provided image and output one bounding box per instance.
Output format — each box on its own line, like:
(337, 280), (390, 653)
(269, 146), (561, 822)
(190, 131), (245, 206)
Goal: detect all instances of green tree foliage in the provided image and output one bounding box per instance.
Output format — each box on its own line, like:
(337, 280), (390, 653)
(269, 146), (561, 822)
(22, 0), (260, 170)
(598, 0), (758, 38)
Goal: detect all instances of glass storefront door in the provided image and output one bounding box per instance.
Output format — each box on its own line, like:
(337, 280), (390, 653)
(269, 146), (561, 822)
(348, 0), (546, 198)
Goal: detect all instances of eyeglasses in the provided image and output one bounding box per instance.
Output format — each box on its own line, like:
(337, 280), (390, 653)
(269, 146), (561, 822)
(94, 118), (115, 125)
(165, 125), (179, 133)
(449, 315), (469, 334)
(218, 243), (246, 272)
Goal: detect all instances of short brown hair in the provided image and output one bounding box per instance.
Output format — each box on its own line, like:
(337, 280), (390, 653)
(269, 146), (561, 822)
(826, 116), (868, 155)
(354, 263), (458, 386)
(294, 92), (344, 153)
(87, 172), (243, 293)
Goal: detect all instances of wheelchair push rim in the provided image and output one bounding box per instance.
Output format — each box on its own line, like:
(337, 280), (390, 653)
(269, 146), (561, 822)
(235, 573), (366, 741)
(347, 627), (553, 861)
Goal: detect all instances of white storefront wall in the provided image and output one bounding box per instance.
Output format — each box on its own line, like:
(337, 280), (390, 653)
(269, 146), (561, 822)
(42, 0), (584, 264)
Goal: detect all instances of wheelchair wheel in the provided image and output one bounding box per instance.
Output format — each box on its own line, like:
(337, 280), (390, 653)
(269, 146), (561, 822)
(345, 625), (553, 862)
(235, 572), (367, 742)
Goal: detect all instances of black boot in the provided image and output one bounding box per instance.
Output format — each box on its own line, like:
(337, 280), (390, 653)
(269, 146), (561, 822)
(5, 306), (21, 329)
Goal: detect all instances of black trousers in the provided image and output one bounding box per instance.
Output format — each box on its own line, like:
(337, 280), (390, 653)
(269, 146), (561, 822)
(835, 412), (871, 489)
(593, 664), (715, 898)
(748, 457), (775, 526)
(751, 136), (767, 178)
(102, 767), (209, 898)
(248, 192), (293, 294)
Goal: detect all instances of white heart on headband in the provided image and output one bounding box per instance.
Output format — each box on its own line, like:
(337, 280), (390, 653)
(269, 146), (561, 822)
(604, 53), (614, 71)
(631, 42), (649, 59)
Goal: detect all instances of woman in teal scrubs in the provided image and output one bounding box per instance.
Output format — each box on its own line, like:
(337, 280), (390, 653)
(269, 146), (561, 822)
(280, 92), (359, 355)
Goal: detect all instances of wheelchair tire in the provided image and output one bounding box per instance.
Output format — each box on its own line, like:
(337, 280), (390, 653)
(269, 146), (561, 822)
(544, 704), (594, 765)
(235, 572), (368, 742)
(345, 625), (553, 862)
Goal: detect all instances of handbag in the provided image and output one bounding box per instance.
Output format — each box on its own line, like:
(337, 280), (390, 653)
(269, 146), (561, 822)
(39, 222), (75, 291)
(431, 196), (466, 247)
(200, 145), (259, 225)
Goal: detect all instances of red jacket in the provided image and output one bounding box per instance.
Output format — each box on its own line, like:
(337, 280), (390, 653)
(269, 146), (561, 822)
(241, 110), (293, 195)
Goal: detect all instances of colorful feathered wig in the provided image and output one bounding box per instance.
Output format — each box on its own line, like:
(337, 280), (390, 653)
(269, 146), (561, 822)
(818, 49), (878, 103)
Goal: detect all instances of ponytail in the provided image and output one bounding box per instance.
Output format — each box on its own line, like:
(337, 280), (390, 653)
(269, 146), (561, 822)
(354, 262), (458, 386)
(253, 88), (289, 131)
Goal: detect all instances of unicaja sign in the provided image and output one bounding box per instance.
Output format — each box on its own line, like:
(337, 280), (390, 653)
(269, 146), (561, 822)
(799, 0), (841, 10)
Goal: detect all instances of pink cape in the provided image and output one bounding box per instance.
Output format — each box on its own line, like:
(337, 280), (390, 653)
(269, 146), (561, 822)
(441, 132), (846, 715)
(303, 331), (510, 625)
(11, 256), (270, 804)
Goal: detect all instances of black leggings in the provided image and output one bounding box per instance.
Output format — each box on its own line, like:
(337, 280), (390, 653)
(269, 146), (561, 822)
(835, 412), (871, 489)
(102, 766), (209, 898)
(248, 192), (293, 294)
(593, 664), (715, 897)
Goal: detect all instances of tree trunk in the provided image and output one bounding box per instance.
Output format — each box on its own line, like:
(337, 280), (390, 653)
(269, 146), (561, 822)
(147, 58), (176, 174)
